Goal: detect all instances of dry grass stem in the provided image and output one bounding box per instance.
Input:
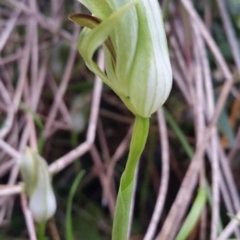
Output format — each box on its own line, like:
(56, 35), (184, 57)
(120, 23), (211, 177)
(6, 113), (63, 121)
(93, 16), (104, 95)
(144, 108), (169, 240)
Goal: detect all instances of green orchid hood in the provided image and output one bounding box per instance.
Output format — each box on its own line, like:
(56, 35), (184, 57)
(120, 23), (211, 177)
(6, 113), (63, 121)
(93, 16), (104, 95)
(70, 0), (172, 117)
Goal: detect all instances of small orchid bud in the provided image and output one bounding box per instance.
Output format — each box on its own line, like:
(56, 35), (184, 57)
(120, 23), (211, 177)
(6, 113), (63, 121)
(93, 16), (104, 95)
(19, 147), (56, 223)
(70, 0), (172, 118)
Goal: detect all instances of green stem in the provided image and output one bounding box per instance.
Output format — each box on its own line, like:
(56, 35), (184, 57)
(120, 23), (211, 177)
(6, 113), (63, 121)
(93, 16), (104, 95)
(37, 221), (47, 240)
(112, 116), (149, 240)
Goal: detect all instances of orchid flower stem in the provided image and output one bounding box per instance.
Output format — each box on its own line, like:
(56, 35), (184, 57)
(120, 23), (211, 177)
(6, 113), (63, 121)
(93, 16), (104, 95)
(112, 116), (149, 240)
(37, 221), (46, 240)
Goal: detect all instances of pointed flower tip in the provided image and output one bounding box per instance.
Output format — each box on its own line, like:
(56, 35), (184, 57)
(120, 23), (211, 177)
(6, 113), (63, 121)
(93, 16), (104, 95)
(19, 147), (57, 223)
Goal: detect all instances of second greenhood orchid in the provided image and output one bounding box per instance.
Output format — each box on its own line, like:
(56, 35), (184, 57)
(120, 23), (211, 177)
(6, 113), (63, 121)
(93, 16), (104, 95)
(70, 0), (172, 117)
(19, 147), (56, 224)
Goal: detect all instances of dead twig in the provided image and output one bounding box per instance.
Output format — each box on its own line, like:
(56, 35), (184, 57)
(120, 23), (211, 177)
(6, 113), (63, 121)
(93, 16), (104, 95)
(144, 108), (169, 240)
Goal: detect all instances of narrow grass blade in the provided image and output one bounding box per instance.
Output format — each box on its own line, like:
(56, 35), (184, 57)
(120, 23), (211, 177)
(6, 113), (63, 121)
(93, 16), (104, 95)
(66, 171), (85, 240)
(175, 188), (207, 240)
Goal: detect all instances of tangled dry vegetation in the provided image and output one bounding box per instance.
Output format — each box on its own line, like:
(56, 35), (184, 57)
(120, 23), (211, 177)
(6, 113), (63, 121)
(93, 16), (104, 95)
(0, 0), (240, 239)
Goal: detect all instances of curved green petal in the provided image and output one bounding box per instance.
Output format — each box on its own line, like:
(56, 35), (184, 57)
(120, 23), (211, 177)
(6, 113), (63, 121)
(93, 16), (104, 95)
(78, 0), (139, 91)
(69, 14), (116, 62)
(108, 4), (139, 94)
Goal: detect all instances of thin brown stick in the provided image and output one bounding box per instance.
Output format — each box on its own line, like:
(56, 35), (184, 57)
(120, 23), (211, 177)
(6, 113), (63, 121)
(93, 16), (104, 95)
(31, 56), (48, 111)
(144, 108), (169, 240)
(97, 120), (111, 163)
(2, 0), (72, 42)
(13, 45), (30, 111)
(216, 210), (240, 240)
(216, 0), (240, 73)
(156, 73), (233, 240)
(0, 81), (14, 139)
(90, 145), (115, 216)
(49, 218), (61, 240)
(43, 28), (79, 137)
(219, 144), (240, 215)
(0, 159), (15, 177)
(195, 27), (209, 240)
(20, 193), (37, 240)
(106, 126), (133, 210)
(47, 74), (72, 126)
(0, 8), (21, 51)
(0, 185), (22, 196)
(180, 0), (232, 79)
(48, 49), (104, 174)
(0, 139), (20, 159)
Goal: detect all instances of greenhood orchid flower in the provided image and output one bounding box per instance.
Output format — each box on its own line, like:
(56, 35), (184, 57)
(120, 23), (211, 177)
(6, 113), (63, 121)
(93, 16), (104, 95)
(70, 0), (172, 118)
(19, 147), (56, 223)
(70, 1), (172, 239)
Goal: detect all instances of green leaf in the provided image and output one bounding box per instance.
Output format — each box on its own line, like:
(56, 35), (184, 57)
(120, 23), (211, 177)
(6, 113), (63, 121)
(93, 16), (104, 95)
(66, 171), (85, 240)
(175, 188), (207, 240)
